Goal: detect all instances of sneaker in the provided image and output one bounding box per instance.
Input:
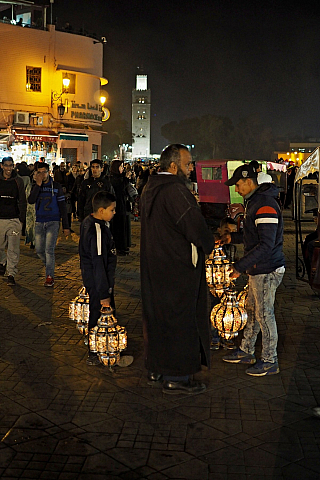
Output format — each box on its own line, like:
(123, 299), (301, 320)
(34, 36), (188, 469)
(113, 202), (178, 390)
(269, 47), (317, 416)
(0, 263), (6, 276)
(7, 275), (15, 286)
(222, 348), (256, 364)
(246, 360), (279, 376)
(44, 275), (54, 287)
(210, 337), (221, 350)
(86, 353), (101, 366)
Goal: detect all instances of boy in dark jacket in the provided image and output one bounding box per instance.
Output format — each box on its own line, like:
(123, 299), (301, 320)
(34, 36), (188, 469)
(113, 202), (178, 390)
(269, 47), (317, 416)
(79, 191), (117, 365)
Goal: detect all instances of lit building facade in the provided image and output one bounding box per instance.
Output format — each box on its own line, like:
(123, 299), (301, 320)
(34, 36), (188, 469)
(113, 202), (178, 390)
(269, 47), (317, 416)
(0, 17), (108, 164)
(273, 141), (320, 166)
(132, 75), (151, 158)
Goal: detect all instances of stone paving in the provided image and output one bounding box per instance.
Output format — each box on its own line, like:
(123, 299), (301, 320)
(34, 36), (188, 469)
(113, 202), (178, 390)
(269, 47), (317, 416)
(0, 211), (320, 479)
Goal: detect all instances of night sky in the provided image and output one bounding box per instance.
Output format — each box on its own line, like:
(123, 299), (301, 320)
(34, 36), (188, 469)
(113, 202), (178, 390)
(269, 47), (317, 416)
(51, 0), (320, 153)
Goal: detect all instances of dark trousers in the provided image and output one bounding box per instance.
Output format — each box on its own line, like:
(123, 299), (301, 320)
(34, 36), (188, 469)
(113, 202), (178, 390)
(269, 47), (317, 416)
(111, 213), (127, 251)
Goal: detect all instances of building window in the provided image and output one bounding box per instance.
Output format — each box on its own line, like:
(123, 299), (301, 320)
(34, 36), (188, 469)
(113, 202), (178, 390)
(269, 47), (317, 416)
(63, 72), (76, 94)
(92, 144), (98, 160)
(26, 66), (41, 92)
(202, 167), (222, 180)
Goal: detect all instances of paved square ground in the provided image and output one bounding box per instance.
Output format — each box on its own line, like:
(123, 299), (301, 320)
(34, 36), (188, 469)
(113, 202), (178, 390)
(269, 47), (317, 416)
(0, 212), (320, 479)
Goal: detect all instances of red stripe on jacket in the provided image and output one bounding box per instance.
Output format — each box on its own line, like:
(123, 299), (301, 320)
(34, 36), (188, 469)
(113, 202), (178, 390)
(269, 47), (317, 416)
(256, 206), (278, 215)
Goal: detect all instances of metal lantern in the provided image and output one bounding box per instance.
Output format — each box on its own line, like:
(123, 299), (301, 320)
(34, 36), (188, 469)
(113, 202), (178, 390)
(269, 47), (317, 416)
(237, 285), (248, 309)
(89, 326), (98, 353)
(95, 307), (128, 367)
(69, 286), (90, 336)
(206, 245), (233, 297)
(210, 290), (247, 339)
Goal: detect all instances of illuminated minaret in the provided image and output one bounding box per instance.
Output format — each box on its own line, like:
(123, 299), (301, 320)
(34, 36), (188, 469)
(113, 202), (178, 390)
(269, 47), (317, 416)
(132, 74), (151, 158)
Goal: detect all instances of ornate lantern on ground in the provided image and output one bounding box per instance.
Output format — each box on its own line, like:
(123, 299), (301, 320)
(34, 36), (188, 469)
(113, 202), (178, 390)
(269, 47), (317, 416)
(93, 307), (128, 367)
(210, 290), (247, 339)
(69, 287), (90, 336)
(206, 245), (233, 298)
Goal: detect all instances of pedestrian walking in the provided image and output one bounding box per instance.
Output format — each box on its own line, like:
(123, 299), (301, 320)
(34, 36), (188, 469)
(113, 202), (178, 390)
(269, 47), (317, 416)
(77, 159), (114, 222)
(0, 156), (27, 286)
(28, 163), (70, 287)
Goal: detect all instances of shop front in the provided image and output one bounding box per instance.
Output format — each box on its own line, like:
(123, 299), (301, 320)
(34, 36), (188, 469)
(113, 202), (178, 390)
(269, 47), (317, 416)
(10, 130), (58, 165)
(0, 130), (14, 159)
(57, 130), (102, 164)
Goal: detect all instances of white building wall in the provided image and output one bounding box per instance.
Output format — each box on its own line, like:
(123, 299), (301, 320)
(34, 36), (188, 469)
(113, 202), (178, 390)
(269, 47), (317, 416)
(0, 22), (106, 163)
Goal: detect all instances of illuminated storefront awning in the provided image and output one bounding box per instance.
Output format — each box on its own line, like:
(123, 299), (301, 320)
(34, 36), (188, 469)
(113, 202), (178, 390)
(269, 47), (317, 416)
(14, 130), (58, 142)
(59, 133), (89, 142)
(0, 131), (13, 143)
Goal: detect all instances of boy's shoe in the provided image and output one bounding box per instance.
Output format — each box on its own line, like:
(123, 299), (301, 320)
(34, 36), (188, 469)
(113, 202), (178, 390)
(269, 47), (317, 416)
(245, 360), (279, 376)
(86, 353), (100, 366)
(0, 263), (6, 276)
(44, 275), (54, 287)
(7, 275), (15, 286)
(222, 348), (256, 364)
(210, 338), (221, 350)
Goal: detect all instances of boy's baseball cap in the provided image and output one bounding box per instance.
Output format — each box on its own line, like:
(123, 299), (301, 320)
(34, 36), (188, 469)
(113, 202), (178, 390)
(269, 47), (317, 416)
(225, 164), (258, 186)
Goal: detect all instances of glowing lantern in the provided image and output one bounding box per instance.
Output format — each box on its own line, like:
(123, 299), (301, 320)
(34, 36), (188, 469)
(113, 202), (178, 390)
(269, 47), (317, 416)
(94, 307), (128, 367)
(210, 290), (247, 339)
(206, 245), (233, 297)
(69, 286), (90, 335)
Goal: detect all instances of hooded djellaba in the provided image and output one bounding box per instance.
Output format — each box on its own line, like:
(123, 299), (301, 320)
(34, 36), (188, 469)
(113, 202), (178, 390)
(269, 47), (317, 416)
(140, 144), (215, 378)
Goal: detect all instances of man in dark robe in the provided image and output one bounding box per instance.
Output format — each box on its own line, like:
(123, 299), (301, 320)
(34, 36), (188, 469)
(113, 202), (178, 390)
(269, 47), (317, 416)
(140, 144), (215, 395)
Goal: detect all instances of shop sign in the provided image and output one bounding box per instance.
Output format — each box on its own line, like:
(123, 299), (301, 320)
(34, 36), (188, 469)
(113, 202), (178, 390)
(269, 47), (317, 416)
(15, 135), (58, 142)
(70, 102), (102, 122)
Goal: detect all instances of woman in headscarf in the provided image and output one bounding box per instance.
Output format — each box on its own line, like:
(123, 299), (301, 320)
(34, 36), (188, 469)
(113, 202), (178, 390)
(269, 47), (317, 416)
(109, 160), (130, 255)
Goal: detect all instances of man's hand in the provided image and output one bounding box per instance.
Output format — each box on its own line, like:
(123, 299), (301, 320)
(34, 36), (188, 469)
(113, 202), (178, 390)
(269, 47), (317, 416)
(100, 298), (111, 307)
(63, 229), (70, 238)
(34, 171), (44, 186)
(229, 266), (241, 279)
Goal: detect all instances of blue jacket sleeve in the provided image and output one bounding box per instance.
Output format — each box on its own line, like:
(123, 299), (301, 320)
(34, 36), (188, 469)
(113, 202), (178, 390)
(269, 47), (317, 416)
(233, 202), (280, 273)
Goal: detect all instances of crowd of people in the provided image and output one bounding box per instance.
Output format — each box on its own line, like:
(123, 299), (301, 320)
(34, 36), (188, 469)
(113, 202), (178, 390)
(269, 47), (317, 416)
(2, 149), (318, 410)
(0, 156), (150, 287)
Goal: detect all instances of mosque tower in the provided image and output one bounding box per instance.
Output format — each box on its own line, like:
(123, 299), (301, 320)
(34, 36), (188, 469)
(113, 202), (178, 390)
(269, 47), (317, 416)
(132, 73), (151, 158)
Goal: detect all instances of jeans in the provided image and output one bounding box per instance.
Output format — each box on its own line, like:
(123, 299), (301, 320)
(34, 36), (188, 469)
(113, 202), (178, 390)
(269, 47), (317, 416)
(35, 221), (60, 277)
(240, 266), (285, 363)
(0, 218), (22, 276)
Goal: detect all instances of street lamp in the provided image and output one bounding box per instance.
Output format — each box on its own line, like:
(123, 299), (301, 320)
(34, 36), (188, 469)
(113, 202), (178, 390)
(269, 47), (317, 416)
(51, 75), (71, 116)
